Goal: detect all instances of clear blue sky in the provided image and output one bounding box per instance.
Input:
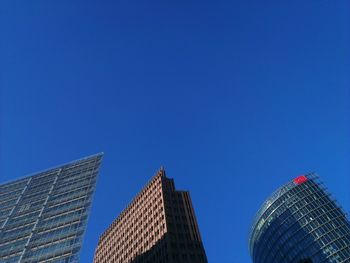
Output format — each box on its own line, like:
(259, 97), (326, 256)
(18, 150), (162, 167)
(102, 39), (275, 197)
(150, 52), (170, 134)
(1, 1), (349, 262)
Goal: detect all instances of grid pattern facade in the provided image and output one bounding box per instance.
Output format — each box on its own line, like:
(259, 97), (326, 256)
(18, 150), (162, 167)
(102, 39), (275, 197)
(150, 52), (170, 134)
(94, 169), (207, 263)
(0, 154), (103, 263)
(249, 173), (350, 263)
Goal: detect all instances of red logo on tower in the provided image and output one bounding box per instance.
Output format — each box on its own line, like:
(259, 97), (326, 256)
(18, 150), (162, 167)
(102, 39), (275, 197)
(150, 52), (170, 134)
(293, 175), (308, 185)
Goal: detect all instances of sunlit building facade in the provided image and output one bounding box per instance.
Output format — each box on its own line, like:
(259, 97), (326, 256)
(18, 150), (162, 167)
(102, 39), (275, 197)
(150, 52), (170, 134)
(0, 153), (103, 263)
(249, 173), (350, 263)
(93, 168), (207, 263)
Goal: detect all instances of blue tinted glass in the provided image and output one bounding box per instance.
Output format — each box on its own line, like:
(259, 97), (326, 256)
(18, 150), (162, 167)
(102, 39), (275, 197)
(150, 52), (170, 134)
(0, 154), (102, 263)
(249, 174), (350, 263)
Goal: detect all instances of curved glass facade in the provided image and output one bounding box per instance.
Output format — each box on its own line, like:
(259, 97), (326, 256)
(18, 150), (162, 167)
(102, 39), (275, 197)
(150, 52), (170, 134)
(249, 173), (350, 263)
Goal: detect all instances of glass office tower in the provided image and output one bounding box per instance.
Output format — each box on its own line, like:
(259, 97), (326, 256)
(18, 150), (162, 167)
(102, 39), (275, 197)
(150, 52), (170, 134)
(0, 153), (103, 263)
(249, 173), (350, 263)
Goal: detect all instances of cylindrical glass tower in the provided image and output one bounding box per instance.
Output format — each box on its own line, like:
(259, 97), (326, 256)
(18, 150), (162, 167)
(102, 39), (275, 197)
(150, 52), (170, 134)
(249, 173), (350, 263)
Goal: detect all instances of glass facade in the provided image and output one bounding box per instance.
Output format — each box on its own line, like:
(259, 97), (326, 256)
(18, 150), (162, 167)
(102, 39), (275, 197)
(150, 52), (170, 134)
(249, 173), (350, 263)
(0, 154), (103, 263)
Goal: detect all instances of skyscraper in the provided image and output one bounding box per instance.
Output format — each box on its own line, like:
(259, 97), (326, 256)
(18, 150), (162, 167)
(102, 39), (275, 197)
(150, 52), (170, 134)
(0, 153), (103, 263)
(93, 168), (207, 263)
(249, 173), (350, 263)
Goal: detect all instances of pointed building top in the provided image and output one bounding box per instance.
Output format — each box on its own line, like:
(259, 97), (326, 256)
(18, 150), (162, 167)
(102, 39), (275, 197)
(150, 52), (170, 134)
(159, 166), (166, 177)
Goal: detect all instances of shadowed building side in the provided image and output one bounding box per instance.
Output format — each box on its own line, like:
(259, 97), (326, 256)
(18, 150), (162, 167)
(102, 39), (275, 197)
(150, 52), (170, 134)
(93, 168), (207, 263)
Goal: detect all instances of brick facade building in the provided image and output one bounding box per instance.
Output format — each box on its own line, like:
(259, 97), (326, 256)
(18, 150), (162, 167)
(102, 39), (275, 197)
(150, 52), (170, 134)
(93, 168), (207, 263)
